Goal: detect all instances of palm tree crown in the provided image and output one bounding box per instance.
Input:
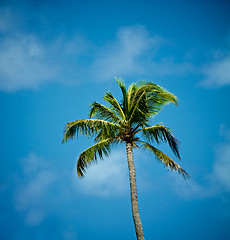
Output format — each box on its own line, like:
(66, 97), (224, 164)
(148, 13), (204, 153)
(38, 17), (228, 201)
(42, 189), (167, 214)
(62, 78), (189, 179)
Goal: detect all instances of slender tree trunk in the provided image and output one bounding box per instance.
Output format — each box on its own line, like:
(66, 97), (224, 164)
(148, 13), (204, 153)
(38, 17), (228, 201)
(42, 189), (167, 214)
(126, 142), (145, 240)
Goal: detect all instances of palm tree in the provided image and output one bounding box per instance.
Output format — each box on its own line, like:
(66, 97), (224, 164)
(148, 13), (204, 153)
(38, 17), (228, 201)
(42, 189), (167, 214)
(62, 78), (189, 240)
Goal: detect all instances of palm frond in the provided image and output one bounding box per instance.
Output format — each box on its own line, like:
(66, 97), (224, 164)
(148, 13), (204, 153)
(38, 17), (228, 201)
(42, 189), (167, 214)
(77, 138), (119, 177)
(126, 81), (178, 123)
(89, 101), (122, 124)
(94, 124), (121, 142)
(138, 124), (181, 158)
(62, 119), (120, 143)
(139, 141), (189, 179)
(126, 82), (150, 126)
(137, 81), (178, 105)
(127, 82), (138, 111)
(104, 91), (126, 121)
(115, 77), (128, 115)
(128, 90), (150, 125)
(144, 82), (178, 115)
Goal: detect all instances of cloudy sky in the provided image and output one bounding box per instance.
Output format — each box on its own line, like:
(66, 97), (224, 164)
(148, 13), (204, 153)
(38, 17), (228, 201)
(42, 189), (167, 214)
(0, 0), (230, 239)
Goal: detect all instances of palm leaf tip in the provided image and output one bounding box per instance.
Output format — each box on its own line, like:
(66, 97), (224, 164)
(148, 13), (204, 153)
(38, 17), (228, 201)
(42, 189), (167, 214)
(163, 129), (181, 159)
(140, 141), (189, 179)
(62, 122), (75, 144)
(140, 124), (181, 159)
(164, 90), (178, 106)
(75, 138), (116, 177)
(77, 158), (86, 178)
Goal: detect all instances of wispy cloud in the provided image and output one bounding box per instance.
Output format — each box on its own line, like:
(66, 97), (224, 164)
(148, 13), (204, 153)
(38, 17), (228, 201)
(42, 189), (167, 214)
(0, 149), (132, 238)
(0, 7), (57, 92)
(89, 25), (162, 81)
(13, 152), (57, 226)
(201, 55), (230, 87)
(200, 35), (230, 88)
(4, 5), (230, 92)
(76, 150), (129, 197)
(89, 25), (196, 81)
(212, 124), (230, 191)
(171, 124), (230, 199)
(213, 143), (230, 190)
(171, 177), (217, 199)
(0, 149), (79, 238)
(3, 150), (129, 229)
(0, 7), (196, 92)
(0, 7), (92, 92)
(0, 33), (58, 92)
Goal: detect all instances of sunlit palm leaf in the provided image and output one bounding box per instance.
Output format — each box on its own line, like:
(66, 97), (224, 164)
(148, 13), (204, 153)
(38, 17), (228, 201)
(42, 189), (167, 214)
(115, 77), (128, 116)
(127, 82), (138, 111)
(145, 82), (178, 105)
(128, 91), (150, 125)
(77, 138), (119, 177)
(140, 141), (189, 179)
(104, 91), (126, 120)
(126, 81), (178, 122)
(134, 81), (178, 115)
(138, 124), (181, 158)
(89, 101), (122, 124)
(62, 119), (120, 143)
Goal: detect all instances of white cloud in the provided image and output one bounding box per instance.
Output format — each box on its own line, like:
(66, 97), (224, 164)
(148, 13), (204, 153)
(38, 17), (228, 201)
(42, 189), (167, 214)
(89, 25), (162, 81)
(0, 13), (196, 92)
(0, 34), (57, 91)
(0, 32), (94, 91)
(171, 125), (230, 199)
(0, 7), (91, 92)
(89, 26), (195, 81)
(14, 152), (57, 225)
(16, 170), (56, 211)
(76, 150), (129, 196)
(212, 125), (230, 191)
(9, 149), (130, 229)
(0, 8), (58, 91)
(201, 55), (230, 87)
(25, 209), (46, 226)
(200, 35), (230, 88)
(0, 7), (196, 92)
(171, 176), (216, 199)
(213, 147), (230, 190)
(12, 149), (130, 228)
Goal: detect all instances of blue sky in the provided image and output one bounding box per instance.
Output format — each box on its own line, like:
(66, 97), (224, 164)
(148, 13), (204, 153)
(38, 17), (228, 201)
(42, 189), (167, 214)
(0, 0), (230, 239)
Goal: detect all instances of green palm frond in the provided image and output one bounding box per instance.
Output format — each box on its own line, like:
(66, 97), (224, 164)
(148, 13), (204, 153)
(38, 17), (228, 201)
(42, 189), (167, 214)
(104, 91), (126, 121)
(62, 119), (120, 143)
(137, 81), (178, 105)
(89, 101), (122, 124)
(94, 124), (121, 141)
(127, 82), (138, 111)
(128, 91), (147, 123)
(125, 81), (178, 123)
(145, 83), (178, 115)
(132, 81), (178, 115)
(125, 82), (150, 126)
(137, 124), (181, 158)
(77, 138), (120, 177)
(139, 141), (189, 179)
(115, 77), (128, 115)
(127, 82), (144, 114)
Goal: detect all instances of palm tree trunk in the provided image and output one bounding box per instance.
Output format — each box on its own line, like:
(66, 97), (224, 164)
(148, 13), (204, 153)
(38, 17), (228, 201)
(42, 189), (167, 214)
(126, 142), (145, 240)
